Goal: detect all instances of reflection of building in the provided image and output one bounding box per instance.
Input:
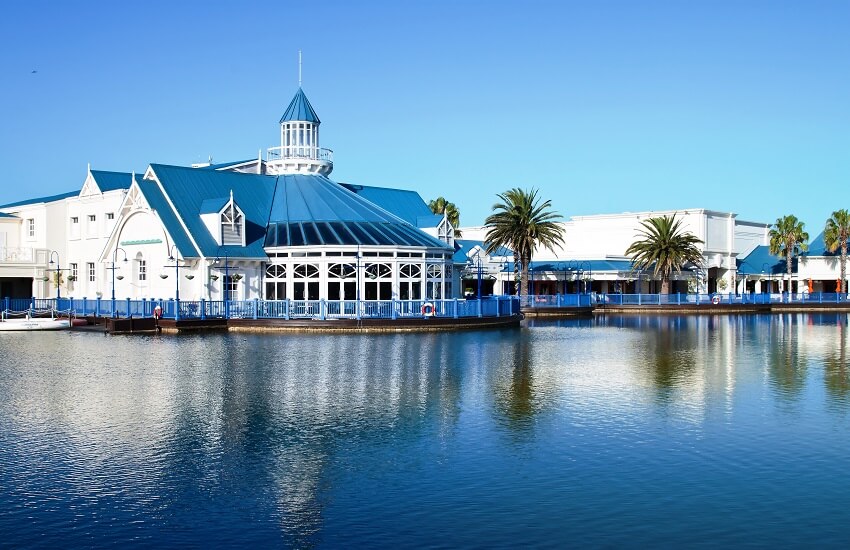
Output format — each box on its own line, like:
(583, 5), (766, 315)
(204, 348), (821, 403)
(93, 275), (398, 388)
(0, 88), (461, 301)
(461, 209), (771, 295)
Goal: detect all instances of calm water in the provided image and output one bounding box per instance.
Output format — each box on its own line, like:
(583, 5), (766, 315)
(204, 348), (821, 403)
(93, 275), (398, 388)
(2, 314), (850, 547)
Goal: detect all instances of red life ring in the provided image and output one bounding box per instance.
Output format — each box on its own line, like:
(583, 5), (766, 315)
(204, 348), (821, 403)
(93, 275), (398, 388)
(421, 302), (436, 316)
(153, 305), (163, 319)
(711, 295), (721, 305)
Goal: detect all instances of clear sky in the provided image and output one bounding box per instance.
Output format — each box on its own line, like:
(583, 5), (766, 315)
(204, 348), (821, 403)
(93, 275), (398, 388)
(1, 0), (847, 233)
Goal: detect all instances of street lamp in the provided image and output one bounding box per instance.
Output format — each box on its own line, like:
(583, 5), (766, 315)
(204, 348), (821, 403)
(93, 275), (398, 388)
(761, 262), (773, 295)
(579, 261), (592, 294)
(48, 250), (63, 302)
(467, 249), (483, 300)
(166, 245), (190, 320)
(108, 247), (128, 317)
(213, 252), (234, 318)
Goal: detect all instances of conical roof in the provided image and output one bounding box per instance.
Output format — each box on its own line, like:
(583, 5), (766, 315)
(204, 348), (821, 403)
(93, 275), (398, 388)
(279, 88), (320, 124)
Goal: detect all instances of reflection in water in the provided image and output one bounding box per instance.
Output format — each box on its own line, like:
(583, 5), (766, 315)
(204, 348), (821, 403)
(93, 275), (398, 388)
(767, 315), (808, 401)
(825, 319), (850, 408)
(3, 314), (850, 546)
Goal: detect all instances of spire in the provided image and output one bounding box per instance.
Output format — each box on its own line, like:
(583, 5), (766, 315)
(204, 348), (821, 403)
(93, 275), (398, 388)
(279, 88), (320, 124)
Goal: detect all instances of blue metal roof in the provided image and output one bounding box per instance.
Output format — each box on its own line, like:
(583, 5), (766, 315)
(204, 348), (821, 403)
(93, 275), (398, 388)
(416, 214), (443, 228)
(199, 197), (230, 214)
(802, 231), (834, 257)
(737, 245), (789, 274)
(339, 183), (432, 226)
(202, 159), (256, 170)
(524, 259), (636, 273)
(265, 174), (451, 249)
(135, 176), (198, 259)
(279, 88), (320, 123)
(90, 170), (133, 192)
(453, 239), (512, 264)
(0, 190), (79, 209)
(148, 164), (277, 258)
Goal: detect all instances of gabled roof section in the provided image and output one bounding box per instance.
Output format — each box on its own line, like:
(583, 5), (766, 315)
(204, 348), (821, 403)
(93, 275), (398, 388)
(339, 183), (432, 226)
(199, 197), (230, 214)
(0, 212), (18, 218)
(201, 159), (256, 170)
(280, 88), (320, 124)
(737, 245), (789, 274)
(265, 174), (451, 250)
(90, 170), (134, 192)
(0, 190), (79, 209)
(453, 239), (512, 263)
(416, 214), (443, 229)
(802, 231), (835, 257)
(148, 164), (277, 258)
(135, 176), (198, 259)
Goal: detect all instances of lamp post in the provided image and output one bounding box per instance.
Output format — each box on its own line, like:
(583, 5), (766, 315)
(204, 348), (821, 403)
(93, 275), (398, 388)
(580, 261), (592, 294)
(761, 263), (773, 295)
(213, 253), (233, 318)
(108, 247), (128, 317)
(467, 250), (483, 300)
(48, 250), (62, 302)
(166, 245), (190, 320)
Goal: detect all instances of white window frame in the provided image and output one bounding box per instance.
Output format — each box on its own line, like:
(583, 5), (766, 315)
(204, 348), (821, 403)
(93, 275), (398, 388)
(87, 262), (95, 282)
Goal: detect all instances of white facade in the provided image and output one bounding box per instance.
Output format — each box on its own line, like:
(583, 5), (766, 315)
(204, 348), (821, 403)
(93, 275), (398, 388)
(461, 209), (771, 295)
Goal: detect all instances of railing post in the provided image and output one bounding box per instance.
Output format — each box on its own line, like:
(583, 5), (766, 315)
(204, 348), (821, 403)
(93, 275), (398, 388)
(175, 297), (180, 321)
(96, 297), (101, 318)
(356, 298), (361, 321)
(125, 297), (130, 317)
(253, 298), (259, 320)
(321, 299), (327, 320)
(638, 293), (642, 306)
(200, 299), (206, 320)
(453, 298), (458, 319)
(477, 297), (482, 318)
(285, 299), (290, 320)
(391, 299), (397, 320)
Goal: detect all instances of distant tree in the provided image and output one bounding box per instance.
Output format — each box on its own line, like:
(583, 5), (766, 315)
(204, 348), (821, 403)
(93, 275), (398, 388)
(625, 214), (703, 294)
(484, 188), (565, 297)
(769, 215), (809, 293)
(428, 197), (462, 237)
(825, 209), (850, 294)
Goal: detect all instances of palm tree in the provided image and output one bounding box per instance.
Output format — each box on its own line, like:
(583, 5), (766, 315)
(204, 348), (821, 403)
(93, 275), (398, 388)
(625, 214), (703, 294)
(484, 188), (565, 297)
(825, 209), (850, 294)
(428, 197), (462, 237)
(769, 215), (809, 293)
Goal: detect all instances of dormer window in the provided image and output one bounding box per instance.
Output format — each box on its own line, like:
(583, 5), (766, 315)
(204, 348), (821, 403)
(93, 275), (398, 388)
(221, 201), (244, 246)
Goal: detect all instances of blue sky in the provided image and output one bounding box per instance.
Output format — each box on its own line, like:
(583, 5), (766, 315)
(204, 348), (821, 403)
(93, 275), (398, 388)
(0, 0), (848, 232)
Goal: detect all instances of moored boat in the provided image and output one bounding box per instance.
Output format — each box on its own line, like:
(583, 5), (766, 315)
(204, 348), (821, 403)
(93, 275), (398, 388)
(0, 310), (74, 331)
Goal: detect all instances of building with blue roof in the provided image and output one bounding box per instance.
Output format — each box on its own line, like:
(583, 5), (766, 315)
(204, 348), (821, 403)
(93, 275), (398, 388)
(0, 87), (460, 302)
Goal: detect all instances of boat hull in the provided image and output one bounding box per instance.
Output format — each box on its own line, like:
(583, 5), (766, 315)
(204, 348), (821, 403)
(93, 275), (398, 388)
(0, 319), (71, 331)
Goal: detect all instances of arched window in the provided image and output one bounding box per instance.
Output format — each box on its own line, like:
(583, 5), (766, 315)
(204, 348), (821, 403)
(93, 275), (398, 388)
(328, 263), (356, 300)
(293, 263), (319, 300)
(399, 263), (422, 300)
(264, 263), (286, 300)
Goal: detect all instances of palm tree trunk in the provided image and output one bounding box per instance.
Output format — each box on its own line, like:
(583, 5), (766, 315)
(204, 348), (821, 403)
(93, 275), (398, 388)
(661, 277), (670, 295)
(520, 254), (530, 298)
(786, 248), (793, 294)
(842, 240), (847, 294)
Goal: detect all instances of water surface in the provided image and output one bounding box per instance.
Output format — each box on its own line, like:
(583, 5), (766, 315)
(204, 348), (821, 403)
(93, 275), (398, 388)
(2, 314), (850, 547)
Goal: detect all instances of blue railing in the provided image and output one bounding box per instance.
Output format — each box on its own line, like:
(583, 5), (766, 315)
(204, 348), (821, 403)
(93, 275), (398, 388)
(1, 296), (521, 321)
(519, 292), (850, 308)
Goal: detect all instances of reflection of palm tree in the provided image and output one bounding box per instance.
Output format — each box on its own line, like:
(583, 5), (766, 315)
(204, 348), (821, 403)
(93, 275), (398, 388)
(494, 334), (537, 428)
(767, 316), (807, 399)
(825, 319), (849, 404)
(644, 317), (698, 400)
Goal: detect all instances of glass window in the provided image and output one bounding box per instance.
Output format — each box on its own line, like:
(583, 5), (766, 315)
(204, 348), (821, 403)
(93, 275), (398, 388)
(107, 213), (115, 220)
(27, 219), (34, 238)
(71, 217), (79, 224)
(70, 263), (78, 280)
(87, 262), (95, 282)
(138, 260), (147, 281)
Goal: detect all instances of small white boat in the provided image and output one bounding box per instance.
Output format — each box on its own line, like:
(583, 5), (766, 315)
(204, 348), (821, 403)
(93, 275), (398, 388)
(0, 311), (72, 331)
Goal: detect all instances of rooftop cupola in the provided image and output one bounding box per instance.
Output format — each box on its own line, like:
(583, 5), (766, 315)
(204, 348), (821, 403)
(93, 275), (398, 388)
(266, 88), (333, 176)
